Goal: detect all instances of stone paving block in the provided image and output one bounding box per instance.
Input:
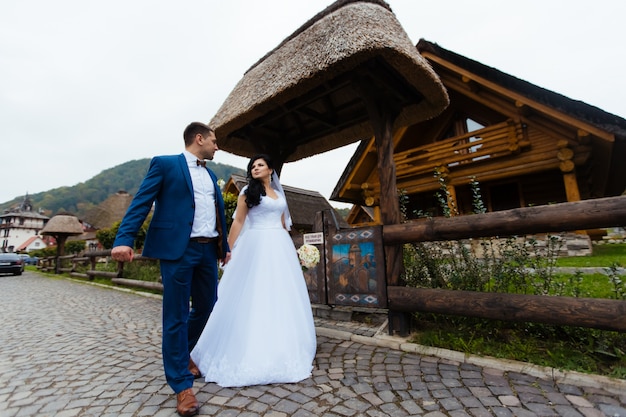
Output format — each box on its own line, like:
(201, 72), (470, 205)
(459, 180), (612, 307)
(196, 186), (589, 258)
(489, 406), (515, 416)
(360, 392), (383, 407)
(487, 385), (514, 396)
(460, 396), (483, 408)
(272, 398), (300, 414)
(466, 407), (492, 417)
(343, 397), (371, 413)
(244, 400), (270, 414)
(478, 395), (501, 407)
(463, 378), (487, 387)
(556, 383), (584, 396)
(438, 397), (464, 411)
(448, 410), (472, 417)
(441, 377), (464, 388)
(379, 402), (409, 416)
(598, 403), (626, 416)
(422, 411), (448, 417)
(526, 402), (559, 415)
(554, 405), (586, 417)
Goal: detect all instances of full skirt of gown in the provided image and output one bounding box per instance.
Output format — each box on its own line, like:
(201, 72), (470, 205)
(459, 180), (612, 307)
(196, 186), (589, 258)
(190, 193), (317, 387)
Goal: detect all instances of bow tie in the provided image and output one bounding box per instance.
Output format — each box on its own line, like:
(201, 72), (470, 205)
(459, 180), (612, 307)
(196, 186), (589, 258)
(196, 159), (207, 167)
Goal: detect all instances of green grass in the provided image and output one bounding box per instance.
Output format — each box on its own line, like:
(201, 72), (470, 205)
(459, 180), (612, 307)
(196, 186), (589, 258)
(410, 314), (626, 379)
(556, 243), (626, 267)
(407, 243), (626, 380)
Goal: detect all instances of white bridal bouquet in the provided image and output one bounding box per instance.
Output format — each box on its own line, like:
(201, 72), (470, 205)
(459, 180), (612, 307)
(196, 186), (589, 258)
(297, 244), (320, 271)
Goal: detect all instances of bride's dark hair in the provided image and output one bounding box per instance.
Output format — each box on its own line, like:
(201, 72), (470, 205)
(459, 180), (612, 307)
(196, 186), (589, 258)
(244, 154), (273, 208)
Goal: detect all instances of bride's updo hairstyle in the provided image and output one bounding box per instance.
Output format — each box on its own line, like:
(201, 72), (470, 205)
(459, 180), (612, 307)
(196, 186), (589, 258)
(244, 154), (274, 208)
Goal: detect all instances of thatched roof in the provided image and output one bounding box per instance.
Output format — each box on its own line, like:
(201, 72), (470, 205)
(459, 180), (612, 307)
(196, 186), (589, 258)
(210, 0), (448, 163)
(83, 191), (134, 230)
(226, 174), (349, 230)
(41, 214), (83, 236)
(417, 39), (626, 138)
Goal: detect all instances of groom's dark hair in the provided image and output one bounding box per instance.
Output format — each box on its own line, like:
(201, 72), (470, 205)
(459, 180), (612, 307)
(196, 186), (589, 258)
(183, 122), (213, 146)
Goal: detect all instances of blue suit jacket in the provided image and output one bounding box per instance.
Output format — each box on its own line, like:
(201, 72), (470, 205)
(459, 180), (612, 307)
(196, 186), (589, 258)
(113, 154), (230, 260)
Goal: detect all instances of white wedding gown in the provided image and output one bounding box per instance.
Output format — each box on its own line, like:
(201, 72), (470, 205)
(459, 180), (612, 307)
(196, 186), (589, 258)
(190, 191), (317, 387)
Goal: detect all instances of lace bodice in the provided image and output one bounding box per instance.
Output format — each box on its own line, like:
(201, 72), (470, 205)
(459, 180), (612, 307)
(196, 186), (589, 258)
(245, 192), (287, 230)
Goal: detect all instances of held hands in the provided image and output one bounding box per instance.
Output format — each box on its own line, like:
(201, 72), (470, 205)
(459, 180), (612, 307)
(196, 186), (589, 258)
(221, 251), (231, 267)
(111, 246), (134, 262)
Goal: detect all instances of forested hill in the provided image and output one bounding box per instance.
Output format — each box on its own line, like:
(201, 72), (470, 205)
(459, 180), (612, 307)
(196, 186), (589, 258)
(0, 159), (246, 219)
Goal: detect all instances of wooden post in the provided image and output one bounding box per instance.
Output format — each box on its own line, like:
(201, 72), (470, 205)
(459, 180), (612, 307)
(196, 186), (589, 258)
(54, 235), (68, 274)
(354, 72), (409, 335)
(562, 172), (581, 202)
(557, 141), (581, 203)
(446, 184), (457, 216)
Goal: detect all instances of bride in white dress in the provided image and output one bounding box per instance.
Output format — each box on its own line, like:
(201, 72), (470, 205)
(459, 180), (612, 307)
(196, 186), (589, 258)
(190, 154), (317, 387)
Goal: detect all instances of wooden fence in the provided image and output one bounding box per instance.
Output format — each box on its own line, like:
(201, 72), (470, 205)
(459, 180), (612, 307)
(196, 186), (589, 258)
(384, 195), (626, 333)
(38, 195), (626, 333)
(38, 250), (164, 292)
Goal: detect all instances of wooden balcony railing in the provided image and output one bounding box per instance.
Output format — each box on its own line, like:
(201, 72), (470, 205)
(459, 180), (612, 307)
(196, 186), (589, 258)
(395, 119), (528, 178)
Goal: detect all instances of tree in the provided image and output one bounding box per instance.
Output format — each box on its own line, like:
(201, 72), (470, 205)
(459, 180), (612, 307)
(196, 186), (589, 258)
(223, 192), (238, 230)
(96, 221), (120, 249)
(65, 240), (86, 254)
(96, 215), (151, 250)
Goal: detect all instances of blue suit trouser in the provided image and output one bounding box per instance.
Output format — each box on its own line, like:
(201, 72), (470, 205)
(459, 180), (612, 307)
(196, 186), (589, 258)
(160, 240), (218, 394)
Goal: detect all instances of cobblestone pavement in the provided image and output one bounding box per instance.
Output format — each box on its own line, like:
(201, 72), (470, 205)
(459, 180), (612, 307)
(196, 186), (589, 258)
(1, 272), (625, 417)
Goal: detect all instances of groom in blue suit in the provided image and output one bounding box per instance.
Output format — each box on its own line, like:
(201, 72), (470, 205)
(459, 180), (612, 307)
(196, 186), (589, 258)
(112, 122), (231, 416)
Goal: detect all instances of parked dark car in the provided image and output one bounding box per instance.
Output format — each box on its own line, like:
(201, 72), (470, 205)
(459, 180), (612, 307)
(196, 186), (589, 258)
(19, 254), (38, 265)
(0, 253), (25, 275)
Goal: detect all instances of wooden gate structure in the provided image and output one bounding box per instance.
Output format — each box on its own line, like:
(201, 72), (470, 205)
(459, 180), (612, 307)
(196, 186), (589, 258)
(293, 211), (388, 310)
(208, 0), (448, 322)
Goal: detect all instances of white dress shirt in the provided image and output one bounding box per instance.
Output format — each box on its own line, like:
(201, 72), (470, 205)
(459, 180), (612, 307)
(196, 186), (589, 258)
(184, 151), (218, 238)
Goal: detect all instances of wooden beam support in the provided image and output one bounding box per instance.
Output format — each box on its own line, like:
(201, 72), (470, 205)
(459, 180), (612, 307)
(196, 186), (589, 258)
(461, 75), (480, 93)
(354, 70), (404, 285)
(562, 172), (581, 202)
(515, 100), (530, 117)
(577, 129), (591, 144)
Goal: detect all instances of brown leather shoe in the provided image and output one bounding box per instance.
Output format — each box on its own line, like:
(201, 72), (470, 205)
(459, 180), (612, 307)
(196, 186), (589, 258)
(188, 358), (201, 379)
(176, 387), (199, 416)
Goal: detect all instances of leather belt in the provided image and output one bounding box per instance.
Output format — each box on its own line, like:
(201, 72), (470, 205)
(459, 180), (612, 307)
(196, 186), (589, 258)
(190, 236), (218, 244)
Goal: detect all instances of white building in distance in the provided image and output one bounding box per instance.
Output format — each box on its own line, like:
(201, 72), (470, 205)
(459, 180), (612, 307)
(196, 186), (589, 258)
(1, 194), (49, 253)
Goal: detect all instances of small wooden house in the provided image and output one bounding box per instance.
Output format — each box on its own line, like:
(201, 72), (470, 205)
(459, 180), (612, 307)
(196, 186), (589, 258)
(332, 40), (626, 233)
(82, 191), (134, 230)
(75, 191), (136, 251)
(224, 174), (349, 233)
(345, 205), (376, 227)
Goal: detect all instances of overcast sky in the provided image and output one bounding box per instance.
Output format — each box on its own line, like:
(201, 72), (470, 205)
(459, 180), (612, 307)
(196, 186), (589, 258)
(1, 0), (624, 208)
